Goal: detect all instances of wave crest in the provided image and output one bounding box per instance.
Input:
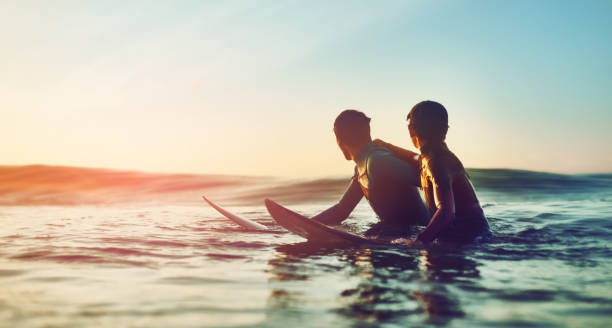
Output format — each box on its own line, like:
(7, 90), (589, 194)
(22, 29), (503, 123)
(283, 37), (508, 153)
(1, 165), (610, 206)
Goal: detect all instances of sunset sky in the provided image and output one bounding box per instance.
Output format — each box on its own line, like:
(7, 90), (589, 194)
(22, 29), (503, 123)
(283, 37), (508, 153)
(2, 0), (611, 177)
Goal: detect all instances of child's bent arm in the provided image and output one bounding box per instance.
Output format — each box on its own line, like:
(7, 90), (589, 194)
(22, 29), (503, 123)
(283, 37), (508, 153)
(417, 168), (455, 243)
(417, 203), (453, 243)
(312, 178), (363, 225)
(373, 139), (419, 166)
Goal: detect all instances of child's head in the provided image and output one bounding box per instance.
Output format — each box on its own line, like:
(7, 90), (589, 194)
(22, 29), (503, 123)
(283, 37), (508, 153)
(407, 100), (449, 149)
(334, 110), (372, 160)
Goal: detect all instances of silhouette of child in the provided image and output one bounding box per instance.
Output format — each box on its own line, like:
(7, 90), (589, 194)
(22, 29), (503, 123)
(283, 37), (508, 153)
(376, 101), (488, 244)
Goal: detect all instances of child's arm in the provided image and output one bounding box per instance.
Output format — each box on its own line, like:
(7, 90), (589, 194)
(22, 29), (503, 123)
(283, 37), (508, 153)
(416, 164), (455, 243)
(311, 177), (363, 225)
(373, 139), (419, 167)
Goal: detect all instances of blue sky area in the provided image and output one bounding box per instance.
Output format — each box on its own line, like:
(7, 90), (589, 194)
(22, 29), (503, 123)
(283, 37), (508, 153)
(1, 0), (611, 176)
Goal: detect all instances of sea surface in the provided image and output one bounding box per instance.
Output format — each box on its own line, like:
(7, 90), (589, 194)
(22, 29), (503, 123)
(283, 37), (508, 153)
(1, 165), (611, 327)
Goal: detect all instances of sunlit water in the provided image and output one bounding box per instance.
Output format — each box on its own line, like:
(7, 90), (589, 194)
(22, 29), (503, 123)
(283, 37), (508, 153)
(1, 168), (611, 327)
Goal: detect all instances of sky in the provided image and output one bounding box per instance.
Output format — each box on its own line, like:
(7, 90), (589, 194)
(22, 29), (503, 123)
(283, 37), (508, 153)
(1, 0), (611, 177)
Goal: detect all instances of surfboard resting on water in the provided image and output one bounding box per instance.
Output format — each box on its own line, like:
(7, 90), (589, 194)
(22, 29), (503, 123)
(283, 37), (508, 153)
(202, 196), (268, 231)
(202, 195), (384, 245)
(264, 199), (386, 245)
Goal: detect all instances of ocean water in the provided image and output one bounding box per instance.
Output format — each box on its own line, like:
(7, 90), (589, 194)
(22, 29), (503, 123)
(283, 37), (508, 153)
(0, 165), (611, 327)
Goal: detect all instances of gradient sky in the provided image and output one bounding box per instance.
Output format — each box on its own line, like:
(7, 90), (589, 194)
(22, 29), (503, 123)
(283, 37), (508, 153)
(2, 0), (611, 177)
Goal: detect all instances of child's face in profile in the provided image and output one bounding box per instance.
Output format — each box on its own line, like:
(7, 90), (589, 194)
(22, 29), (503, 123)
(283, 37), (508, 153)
(408, 123), (420, 149)
(334, 131), (352, 161)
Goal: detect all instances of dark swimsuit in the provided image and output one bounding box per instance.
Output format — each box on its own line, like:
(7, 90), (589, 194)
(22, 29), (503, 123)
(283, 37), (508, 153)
(418, 143), (488, 243)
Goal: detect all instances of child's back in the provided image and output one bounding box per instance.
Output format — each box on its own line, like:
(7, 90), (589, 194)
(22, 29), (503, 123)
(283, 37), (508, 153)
(377, 100), (489, 244)
(419, 142), (487, 243)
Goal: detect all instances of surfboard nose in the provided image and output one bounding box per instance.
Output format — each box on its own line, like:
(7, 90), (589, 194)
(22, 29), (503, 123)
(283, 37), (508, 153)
(264, 198), (273, 207)
(264, 198), (279, 212)
(202, 195), (268, 231)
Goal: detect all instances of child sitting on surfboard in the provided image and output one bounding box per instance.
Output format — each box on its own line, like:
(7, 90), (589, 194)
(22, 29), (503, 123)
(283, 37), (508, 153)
(311, 110), (430, 238)
(375, 101), (488, 244)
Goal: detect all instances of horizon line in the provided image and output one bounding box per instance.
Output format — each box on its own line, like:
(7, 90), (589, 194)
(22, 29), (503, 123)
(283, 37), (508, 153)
(2, 163), (610, 179)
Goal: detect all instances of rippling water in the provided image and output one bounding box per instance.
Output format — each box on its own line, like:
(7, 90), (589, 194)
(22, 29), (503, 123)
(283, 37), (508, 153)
(1, 166), (611, 327)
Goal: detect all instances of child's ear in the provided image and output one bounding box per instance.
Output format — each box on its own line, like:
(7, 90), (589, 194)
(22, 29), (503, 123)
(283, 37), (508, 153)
(411, 135), (420, 149)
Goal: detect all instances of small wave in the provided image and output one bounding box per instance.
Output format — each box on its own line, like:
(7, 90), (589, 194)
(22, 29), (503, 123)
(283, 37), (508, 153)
(157, 276), (232, 285)
(10, 250), (152, 267)
(1, 165), (610, 206)
(96, 237), (192, 248)
(210, 240), (271, 249)
(0, 269), (26, 277)
(205, 253), (249, 260)
(468, 169), (612, 194)
(0, 164), (256, 206)
(77, 247), (190, 259)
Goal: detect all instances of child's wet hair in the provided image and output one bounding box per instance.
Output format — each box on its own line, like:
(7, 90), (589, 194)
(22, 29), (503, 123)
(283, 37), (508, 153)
(407, 101), (449, 142)
(334, 109), (371, 145)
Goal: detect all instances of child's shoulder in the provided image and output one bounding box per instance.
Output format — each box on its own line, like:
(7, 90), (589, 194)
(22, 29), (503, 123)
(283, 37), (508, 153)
(367, 148), (417, 178)
(422, 148), (464, 179)
(422, 154), (451, 178)
(421, 148), (451, 168)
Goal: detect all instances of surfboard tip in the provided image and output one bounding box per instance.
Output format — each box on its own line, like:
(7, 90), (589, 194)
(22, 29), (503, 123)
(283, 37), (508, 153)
(264, 198), (276, 210)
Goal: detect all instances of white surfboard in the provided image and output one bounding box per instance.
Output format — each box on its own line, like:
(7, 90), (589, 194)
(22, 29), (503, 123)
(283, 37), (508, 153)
(265, 198), (385, 245)
(202, 196), (269, 230)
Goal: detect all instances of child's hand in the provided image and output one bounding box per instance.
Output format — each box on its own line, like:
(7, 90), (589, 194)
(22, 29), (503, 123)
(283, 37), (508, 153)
(391, 238), (425, 248)
(373, 139), (387, 147)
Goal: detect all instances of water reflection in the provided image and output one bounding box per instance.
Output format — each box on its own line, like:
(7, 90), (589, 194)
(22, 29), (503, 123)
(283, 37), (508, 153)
(266, 242), (481, 327)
